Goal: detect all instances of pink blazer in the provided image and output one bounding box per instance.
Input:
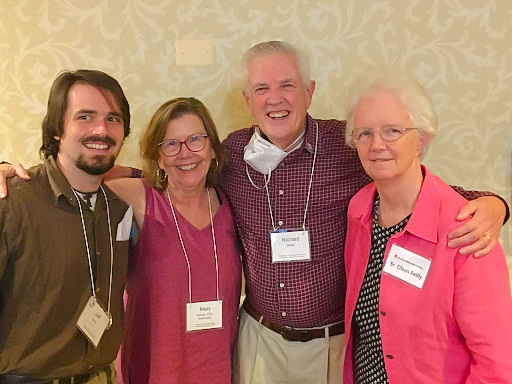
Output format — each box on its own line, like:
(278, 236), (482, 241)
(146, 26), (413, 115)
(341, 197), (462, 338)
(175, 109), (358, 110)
(344, 166), (512, 383)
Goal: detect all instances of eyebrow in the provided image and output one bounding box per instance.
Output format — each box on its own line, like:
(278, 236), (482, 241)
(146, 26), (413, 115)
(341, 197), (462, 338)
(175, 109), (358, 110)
(73, 109), (123, 119)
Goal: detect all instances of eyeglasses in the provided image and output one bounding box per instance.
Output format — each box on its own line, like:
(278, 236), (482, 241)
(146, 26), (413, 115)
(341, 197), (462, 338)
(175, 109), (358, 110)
(158, 135), (209, 157)
(352, 125), (418, 144)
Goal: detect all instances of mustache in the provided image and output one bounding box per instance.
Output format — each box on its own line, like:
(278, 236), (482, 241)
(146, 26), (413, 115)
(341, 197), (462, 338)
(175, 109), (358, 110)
(81, 135), (117, 146)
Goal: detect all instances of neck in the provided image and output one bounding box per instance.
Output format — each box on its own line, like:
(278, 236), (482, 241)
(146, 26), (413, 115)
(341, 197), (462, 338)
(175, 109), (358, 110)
(375, 162), (424, 227)
(167, 183), (208, 207)
(266, 121), (307, 151)
(57, 157), (103, 193)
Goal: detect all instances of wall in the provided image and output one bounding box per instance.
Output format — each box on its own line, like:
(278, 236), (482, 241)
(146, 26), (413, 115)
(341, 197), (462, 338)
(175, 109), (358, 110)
(1, 0), (510, 279)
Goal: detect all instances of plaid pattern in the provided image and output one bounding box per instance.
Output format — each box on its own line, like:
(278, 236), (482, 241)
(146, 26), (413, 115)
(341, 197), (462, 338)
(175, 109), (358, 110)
(221, 115), (372, 328)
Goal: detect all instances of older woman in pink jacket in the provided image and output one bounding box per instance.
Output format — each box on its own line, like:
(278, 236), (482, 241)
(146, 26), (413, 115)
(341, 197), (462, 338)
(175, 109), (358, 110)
(343, 72), (512, 383)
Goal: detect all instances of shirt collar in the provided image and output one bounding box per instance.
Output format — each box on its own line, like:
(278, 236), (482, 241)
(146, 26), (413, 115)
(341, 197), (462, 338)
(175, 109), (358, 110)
(302, 114), (323, 154)
(352, 165), (440, 244)
(403, 166), (439, 244)
(45, 156), (118, 207)
(251, 113), (322, 155)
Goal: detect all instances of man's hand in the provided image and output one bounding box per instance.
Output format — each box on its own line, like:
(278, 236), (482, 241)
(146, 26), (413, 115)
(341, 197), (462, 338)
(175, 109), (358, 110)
(0, 163), (30, 199)
(448, 196), (506, 257)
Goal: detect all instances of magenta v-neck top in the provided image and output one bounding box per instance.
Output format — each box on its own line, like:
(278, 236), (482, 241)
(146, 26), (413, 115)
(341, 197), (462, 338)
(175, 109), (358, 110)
(120, 183), (242, 384)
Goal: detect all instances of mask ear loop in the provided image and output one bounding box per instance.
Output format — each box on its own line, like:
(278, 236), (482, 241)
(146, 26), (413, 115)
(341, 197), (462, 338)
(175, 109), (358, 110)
(245, 163), (272, 190)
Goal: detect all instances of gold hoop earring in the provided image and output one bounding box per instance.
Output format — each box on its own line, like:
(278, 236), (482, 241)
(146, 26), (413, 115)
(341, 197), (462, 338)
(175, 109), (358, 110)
(156, 168), (167, 183)
(211, 159), (219, 170)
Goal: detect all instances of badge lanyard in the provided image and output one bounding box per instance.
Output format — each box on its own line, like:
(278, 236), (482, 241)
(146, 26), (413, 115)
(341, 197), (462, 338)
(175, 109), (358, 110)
(265, 121), (319, 232)
(72, 186), (114, 325)
(166, 188), (222, 331)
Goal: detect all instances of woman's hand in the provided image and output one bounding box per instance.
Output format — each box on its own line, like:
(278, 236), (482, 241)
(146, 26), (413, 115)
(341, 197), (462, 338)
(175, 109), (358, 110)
(0, 163), (30, 198)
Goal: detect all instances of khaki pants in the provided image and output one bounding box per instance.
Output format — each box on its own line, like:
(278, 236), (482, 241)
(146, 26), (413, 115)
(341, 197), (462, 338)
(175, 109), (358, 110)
(232, 309), (345, 384)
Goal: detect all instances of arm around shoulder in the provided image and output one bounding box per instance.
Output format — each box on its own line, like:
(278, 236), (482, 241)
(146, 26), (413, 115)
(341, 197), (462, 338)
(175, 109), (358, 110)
(106, 178), (146, 228)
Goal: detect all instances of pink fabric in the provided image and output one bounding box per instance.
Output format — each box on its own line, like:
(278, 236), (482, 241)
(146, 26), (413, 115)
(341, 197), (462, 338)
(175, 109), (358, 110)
(344, 166), (512, 383)
(120, 183), (241, 384)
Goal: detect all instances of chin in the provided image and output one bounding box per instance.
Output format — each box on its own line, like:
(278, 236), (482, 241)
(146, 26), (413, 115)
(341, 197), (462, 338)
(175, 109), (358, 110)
(76, 155), (115, 175)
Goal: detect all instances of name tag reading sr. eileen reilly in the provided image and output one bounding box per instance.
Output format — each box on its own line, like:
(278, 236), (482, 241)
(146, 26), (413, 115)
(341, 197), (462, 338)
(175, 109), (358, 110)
(383, 244), (432, 289)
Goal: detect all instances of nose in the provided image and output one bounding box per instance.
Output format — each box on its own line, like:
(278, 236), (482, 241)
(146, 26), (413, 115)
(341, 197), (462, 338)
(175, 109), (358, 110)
(92, 120), (108, 136)
(370, 131), (387, 151)
(266, 88), (283, 105)
(177, 143), (194, 159)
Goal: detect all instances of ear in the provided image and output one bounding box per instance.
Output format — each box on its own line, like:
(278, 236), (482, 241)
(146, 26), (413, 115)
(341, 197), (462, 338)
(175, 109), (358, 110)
(157, 155), (164, 171)
(416, 131), (430, 155)
(242, 89), (251, 109)
(54, 136), (61, 141)
(305, 80), (316, 108)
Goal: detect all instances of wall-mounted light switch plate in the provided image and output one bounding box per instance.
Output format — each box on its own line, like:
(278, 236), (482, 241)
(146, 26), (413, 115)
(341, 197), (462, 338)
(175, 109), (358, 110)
(176, 39), (214, 66)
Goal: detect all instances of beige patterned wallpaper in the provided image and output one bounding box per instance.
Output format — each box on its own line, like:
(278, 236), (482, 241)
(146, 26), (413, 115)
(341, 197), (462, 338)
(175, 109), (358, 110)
(1, 1), (510, 273)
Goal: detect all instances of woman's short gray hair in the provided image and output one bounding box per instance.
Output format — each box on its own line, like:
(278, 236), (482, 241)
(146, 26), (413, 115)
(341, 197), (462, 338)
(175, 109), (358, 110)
(241, 41), (311, 89)
(345, 72), (438, 148)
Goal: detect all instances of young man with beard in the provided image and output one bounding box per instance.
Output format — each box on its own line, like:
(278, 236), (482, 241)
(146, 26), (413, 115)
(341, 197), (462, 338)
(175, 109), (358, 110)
(0, 70), (132, 383)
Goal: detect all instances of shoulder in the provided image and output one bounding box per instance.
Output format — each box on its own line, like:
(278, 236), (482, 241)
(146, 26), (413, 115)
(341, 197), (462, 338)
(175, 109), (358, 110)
(4, 163), (49, 204)
(424, 170), (469, 222)
(223, 127), (253, 152)
(348, 183), (376, 214)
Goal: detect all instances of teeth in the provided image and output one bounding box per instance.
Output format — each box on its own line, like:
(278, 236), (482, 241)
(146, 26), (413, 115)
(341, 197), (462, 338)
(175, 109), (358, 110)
(177, 163), (198, 171)
(85, 143), (109, 150)
(268, 112), (289, 118)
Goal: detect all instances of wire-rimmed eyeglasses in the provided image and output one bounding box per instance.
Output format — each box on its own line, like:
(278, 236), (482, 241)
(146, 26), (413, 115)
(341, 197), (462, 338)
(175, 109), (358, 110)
(158, 135), (209, 157)
(352, 125), (418, 144)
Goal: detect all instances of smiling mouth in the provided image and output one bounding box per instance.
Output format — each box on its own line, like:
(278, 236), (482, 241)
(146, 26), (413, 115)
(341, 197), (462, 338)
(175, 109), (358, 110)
(267, 111), (289, 119)
(177, 163), (199, 171)
(84, 143), (110, 150)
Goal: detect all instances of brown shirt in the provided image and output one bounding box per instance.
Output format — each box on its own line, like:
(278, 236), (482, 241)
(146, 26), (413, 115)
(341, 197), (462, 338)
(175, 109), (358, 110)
(0, 157), (129, 379)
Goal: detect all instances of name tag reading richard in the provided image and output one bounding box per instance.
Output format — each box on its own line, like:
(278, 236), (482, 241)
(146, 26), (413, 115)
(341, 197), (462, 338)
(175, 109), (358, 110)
(186, 300), (223, 332)
(383, 244), (432, 289)
(76, 296), (110, 349)
(270, 230), (311, 263)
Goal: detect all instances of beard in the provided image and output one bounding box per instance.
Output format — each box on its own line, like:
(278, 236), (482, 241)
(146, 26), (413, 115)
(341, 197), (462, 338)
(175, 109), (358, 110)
(75, 154), (116, 175)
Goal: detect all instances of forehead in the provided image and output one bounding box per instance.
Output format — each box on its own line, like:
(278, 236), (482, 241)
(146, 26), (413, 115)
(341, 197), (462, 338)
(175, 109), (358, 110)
(247, 53), (302, 84)
(66, 83), (120, 114)
(164, 113), (205, 138)
(355, 89), (411, 125)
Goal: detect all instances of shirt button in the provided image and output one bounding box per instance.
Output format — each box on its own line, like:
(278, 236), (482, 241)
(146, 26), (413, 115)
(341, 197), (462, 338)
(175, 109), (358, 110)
(380, 310), (386, 316)
(278, 190), (284, 195)
(278, 220), (284, 226)
(386, 354), (393, 359)
(88, 365), (94, 369)
(281, 312), (286, 317)
(279, 283), (285, 288)
(96, 287), (100, 293)
(96, 251), (100, 256)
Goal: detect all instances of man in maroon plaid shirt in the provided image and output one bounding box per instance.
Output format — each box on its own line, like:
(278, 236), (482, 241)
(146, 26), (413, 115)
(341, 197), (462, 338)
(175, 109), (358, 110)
(221, 41), (507, 384)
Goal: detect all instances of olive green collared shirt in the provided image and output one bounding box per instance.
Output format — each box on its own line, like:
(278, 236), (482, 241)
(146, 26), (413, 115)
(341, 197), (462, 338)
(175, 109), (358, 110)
(0, 157), (129, 379)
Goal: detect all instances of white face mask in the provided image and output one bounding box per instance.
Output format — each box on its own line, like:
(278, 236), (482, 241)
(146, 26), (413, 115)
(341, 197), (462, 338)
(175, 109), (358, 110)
(243, 128), (305, 175)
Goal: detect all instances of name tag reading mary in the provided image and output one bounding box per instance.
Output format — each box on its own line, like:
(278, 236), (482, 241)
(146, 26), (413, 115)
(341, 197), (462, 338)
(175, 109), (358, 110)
(270, 230), (311, 263)
(186, 300), (223, 332)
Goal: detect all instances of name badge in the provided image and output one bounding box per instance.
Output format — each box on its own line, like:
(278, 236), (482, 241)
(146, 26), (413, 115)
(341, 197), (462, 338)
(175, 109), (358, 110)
(383, 244), (432, 289)
(186, 300), (223, 332)
(270, 230), (311, 263)
(76, 296), (110, 348)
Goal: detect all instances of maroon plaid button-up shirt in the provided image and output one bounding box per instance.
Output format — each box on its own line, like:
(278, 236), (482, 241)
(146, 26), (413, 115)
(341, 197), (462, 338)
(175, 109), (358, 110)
(221, 115), (498, 328)
(221, 115), (371, 327)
